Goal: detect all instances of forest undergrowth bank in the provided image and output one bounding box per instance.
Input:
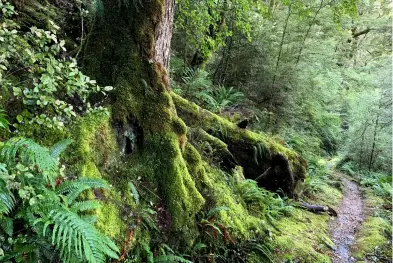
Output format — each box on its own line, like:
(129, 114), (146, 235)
(0, 0), (391, 263)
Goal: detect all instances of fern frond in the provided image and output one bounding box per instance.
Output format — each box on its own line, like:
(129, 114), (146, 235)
(42, 208), (119, 263)
(0, 137), (58, 183)
(81, 215), (98, 224)
(56, 178), (110, 204)
(0, 243), (38, 262)
(56, 178), (109, 195)
(154, 254), (192, 263)
(128, 181), (139, 205)
(50, 139), (73, 159)
(71, 200), (101, 213)
(0, 109), (9, 130)
(206, 206), (229, 219)
(0, 216), (13, 236)
(0, 190), (15, 215)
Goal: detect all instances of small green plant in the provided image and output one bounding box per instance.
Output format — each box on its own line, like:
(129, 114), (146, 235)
(236, 179), (293, 223)
(0, 109), (9, 130)
(360, 172), (392, 199)
(0, 1), (112, 129)
(0, 137), (119, 263)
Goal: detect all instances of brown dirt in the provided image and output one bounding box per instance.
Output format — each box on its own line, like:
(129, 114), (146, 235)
(330, 175), (364, 263)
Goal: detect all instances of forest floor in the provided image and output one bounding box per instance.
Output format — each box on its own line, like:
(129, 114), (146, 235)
(329, 174), (364, 263)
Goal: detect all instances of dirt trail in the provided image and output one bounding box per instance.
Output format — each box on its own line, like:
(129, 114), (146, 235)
(330, 174), (364, 263)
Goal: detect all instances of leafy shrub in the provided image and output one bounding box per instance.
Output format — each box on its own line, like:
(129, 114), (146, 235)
(0, 1), (111, 129)
(0, 137), (119, 262)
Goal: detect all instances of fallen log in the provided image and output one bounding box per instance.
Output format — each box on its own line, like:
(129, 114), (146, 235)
(297, 202), (338, 217)
(172, 92), (307, 198)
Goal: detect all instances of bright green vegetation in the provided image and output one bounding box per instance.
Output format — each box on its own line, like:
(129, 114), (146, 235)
(0, 137), (119, 262)
(272, 165), (342, 263)
(0, 0), (391, 262)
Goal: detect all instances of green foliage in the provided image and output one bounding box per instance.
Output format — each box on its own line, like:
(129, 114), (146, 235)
(360, 172), (392, 199)
(0, 1), (111, 130)
(235, 179), (293, 222)
(0, 137), (119, 263)
(0, 109), (9, 130)
(175, 0), (263, 62)
(173, 67), (244, 112)
(50, 138), (73, 159)
(0, 137), (58, 180)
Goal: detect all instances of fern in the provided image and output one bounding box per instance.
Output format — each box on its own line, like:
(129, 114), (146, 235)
(50, 139), (73, 159)
(154, 254), (192, 263)
(71, 200), (102, 213)
(0, 169), (15, 215)
(0, 109), (8, 130)
(0, 137), (58, 184)
(56, 177), (110, 204)
(0, 138), (119, 263)
(0, 216), (13, 236)
(39, 208), (119, 263)
(128, 181), (140, 205)
(206, 206), (229, 219)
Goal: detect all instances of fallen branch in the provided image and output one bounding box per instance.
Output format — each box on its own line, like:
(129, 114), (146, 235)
(297, 202), (338, 217)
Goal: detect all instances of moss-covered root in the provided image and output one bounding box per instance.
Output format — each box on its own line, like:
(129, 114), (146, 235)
(171, 93), (307, 195)
(187, 127), (237, 170)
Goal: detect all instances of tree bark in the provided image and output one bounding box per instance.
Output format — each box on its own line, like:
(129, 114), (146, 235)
(82, 0), (204, 238)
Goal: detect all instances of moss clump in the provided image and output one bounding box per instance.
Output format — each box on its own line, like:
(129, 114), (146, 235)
(273, 209), (334, 263)
(201, 166), (266, 239)
(70, 111), (125, 238)
(96, 201), (125, 238)
(352, 217), (390, 259)
(352, 189), (392, 260)
(172, 117), (187, 135)
(272, 178), (342, 263)
(72, 111), (117, 176)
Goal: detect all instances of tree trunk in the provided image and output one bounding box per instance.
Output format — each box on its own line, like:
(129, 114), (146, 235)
(271, 4), (291, 88)
(295, 0), (324, 65)
(80, 0), (307, 245)
(82, 0), (204, 238)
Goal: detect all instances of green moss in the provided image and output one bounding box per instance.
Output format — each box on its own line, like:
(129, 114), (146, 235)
(144, 134), (204, 240)
(273, 209), (333, 263)
(172, 117), (187, 135)
(352, 217), (391, 259)
(96, 201), (125, 238)
(70, 111), (126, 238)
(312, 183), (342, 208)
(73, 111), (117, 168)
(172, 92), (307, 182)
(201, 166), (265, 239)
(352, 189), (392, 260)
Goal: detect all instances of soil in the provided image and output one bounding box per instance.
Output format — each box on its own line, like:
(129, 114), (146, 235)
(330, 174), (364, 263)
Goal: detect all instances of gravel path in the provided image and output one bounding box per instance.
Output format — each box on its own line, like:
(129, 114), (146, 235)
(330, 175), (364, 263)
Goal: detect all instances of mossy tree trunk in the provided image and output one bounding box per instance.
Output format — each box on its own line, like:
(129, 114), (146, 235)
(83, 0), (204, 238)
(81, 0), (307, 243)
